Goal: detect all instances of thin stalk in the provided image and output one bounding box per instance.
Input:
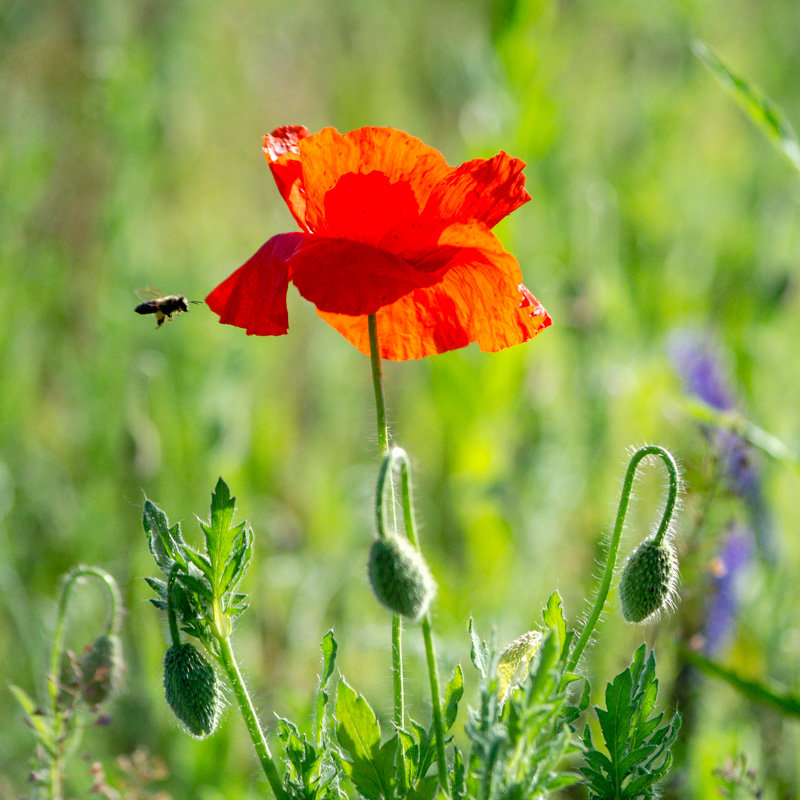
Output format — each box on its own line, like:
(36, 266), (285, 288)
(217, 635), (288, 800)
(47, 566), (121, 800)
(368, 313), (405, 730)
(566, 445), (679, 676)
(386, 447), (450, 796)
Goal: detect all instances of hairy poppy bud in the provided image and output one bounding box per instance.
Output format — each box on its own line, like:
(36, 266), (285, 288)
(497, 630), (542, 701)
(619, 538), (678, 624)
(163, 643), (221, 738)
(368, 535), (436, 622)
(79, 634), (124, 706)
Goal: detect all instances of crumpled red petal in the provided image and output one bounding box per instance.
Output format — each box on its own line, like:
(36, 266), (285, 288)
(288, 236), (445, 316)
(264, 126), (311, 232)
(423, 152), (531, 229)
(317, 226), (551, 360)
(205, 232), (304, 335)
(266, 127), (451, 237)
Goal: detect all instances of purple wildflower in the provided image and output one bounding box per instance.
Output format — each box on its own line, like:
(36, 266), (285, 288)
(669, 330), (774, 563)
(703, 523), (753, 655)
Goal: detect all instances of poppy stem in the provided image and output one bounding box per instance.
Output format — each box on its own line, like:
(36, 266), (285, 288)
(367, 313), (405, 731)
(565, 445), (680, 676)
(394, 450), (450, 796)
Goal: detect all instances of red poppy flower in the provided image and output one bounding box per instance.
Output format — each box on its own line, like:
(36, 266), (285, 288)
(206, 126), (551, 360)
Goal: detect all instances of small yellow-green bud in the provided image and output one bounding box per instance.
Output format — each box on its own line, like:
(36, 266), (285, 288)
(163, 643), (221, 738)
(79, 634), (124, 706)
(619, 538), (678, 624)
(368, 535), (436, 622)
(497, 630), (542, 701)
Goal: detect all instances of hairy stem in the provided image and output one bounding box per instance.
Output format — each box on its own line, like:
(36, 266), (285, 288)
(217, 636), (287, 800)
(379, 447), (449, 795)
(566, 445), (679, 675)
(368, 313), (405, 730)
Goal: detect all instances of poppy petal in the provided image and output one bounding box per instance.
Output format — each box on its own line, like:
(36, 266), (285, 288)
(317, 231), (550, 360)
(206, 232), (304, 335)
(288, 236), (443, 316)
(263, 126), (311, 231)
(424, 152), (531, 229)
(290, 127), (452, 235)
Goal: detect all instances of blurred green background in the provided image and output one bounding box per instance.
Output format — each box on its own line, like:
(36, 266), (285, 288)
(2, 0), (800, 796)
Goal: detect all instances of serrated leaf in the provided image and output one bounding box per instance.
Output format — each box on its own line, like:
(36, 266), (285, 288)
(451, 744), (466, 800)
(200, 477), (246, 596)
(468, 617), (489, 680)
(443, 664), (463, 732)
(335, 679), (384, 800)
(694, 40), (800, 176)
(314, 631), (338, 747)
(184, 546), (213, 578)
(542, 591), (568, 657)
(178, 572), (213, 600)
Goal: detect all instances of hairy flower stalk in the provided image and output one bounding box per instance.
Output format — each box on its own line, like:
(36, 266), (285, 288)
(566, 445), (681, 675)
(375, 446), (449, 795)
(368, 313), (406, 737)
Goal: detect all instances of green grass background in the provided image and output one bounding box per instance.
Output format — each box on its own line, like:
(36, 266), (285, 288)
(2, 0), (799, 796)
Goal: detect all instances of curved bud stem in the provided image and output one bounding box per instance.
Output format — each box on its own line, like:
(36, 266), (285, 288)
(166, 565), (182, 648)
(49, 566), (122, 710)
(47, 565), (122, 800)
(376, 447), (449, 796)
(566, 445), (680, 676)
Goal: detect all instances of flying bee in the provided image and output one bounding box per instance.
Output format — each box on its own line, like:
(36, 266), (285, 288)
(135, 287), (201, 327)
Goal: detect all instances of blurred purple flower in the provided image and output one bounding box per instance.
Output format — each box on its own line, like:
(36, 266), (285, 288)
(703, 523), (753, 655)
(669, 330), (735, 412)
(669, 330), (774, 563)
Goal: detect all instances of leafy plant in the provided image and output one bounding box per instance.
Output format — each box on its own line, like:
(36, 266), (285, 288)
(463, 593), (584, 800)
(580, 645), (681, 800)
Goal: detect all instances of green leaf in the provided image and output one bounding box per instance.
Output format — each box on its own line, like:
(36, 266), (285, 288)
(542, 591), (568, 656)
(9, 685), (55, 752)
(681, 646), (800, 718)
(335, 679), (385, 800)
(443, 664), (464, 732)
(183, 546), (213, 579)
(694, 40), (800, 176)
(468, 617), (489, 679)
(581, 647), (680, 800)
(451, 744), (466, 800)
(314, 631), (338, 747)
(197, 477), (248, 599)
(143, 499), (186, 573)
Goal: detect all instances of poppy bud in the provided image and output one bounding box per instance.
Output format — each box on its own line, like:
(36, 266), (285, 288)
(79, 634), (124, 706)
(163, 643), (221, 738)
(497, 630), (542, 701)
(619, 537), (678, 624)
(368, 535), (436, 622)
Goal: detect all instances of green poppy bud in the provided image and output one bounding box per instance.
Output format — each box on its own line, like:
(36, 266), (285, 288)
(79, 634), (124, 706)
(497, 630), (542, 701)
(368, 535), (436, 622)
(163, 643), (221, 738)
(619, 537), (678, 624)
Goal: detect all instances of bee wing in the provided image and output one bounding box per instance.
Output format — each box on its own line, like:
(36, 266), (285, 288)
(135, 286), (166, 301)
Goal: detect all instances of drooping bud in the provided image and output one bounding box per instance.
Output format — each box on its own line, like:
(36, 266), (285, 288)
(79, 634), (125, 706)
(619, 537), (678, 624)
(163, 643), (221, 738)
(368, 535), (436, 622)
(497, 630), (542, 701)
